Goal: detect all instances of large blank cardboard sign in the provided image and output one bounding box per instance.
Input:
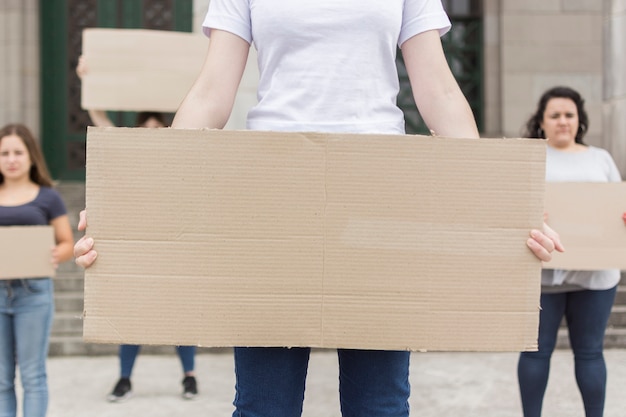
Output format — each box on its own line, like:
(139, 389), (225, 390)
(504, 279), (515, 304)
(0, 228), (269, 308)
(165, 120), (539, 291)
(80, 28), (207, 112)
(83, 127), (547, 351)
(0, 226), (55, 279)
(543, 182), (626, 270)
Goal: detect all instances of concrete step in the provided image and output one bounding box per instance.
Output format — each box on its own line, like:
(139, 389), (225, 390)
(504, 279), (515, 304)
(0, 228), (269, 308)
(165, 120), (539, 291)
(51, 311), (83, 337)
(49, 336), (118, 356)
(604, 327), (626, 348)
(53, 274), (84, 292)
(48, 335), (229, 357)
(608, 305), (626, 327)
(557, 326), (626, 349)
(615, 285), (626, 305)
(54, 291), (84, 312)
(49, 336), (206, 356)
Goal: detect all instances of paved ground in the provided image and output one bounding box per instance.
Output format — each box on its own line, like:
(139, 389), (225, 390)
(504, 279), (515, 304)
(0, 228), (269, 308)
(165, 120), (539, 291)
(26, 349), (626, 417)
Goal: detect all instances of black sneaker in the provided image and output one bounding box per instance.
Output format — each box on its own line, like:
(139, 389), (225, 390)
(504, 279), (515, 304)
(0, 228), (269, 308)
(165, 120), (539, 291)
(182, 376), (198, 399)
(107, 377), (132, 402)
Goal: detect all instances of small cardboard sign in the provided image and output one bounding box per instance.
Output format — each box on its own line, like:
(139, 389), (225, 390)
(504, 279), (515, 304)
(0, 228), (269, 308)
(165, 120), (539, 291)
(80, 28), (208, 112)
(0, 226), (55, 279)
(543, 182), (626, 270)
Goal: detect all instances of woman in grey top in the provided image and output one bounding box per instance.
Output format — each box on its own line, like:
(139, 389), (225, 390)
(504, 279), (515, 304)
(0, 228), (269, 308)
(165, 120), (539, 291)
(517, 86), (622, 417)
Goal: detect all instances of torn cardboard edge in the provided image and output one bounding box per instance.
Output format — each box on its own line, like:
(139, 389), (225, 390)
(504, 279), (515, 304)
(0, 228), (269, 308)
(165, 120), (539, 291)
(0, 226), (55, 279)
(83, 127), (546, 351)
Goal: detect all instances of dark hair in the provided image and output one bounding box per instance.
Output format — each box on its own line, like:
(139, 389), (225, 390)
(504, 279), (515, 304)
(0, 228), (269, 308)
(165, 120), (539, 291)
(135, 111), (166, 127)
(0, 123), (54, 187)
(523, 86), (588, 145)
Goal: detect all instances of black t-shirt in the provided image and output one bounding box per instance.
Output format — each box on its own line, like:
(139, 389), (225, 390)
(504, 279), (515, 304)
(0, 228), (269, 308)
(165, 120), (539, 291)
(0, 186), (67, 226)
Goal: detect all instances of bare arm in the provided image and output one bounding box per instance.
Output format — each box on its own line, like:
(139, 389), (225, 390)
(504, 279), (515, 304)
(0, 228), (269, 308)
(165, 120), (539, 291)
(401, 30), (479, 138)
(76, 55), (115, 127)
(50, 214), (74, 266)
(172, 30), (250, 129)
(86, 109), (114, 127)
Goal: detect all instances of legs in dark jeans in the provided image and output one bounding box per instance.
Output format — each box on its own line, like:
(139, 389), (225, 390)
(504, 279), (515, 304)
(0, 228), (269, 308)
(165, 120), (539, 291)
(176, 345), (196, 374)
(232, 347), (410, 417)
(119, 345), (140, 378)
(518, 286), (617, 417)
(119, 345), (196, 377)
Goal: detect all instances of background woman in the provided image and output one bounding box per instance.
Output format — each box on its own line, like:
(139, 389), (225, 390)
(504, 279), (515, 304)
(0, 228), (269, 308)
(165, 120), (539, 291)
(0, 123), (74, 417)
(517, 86), (623, 417)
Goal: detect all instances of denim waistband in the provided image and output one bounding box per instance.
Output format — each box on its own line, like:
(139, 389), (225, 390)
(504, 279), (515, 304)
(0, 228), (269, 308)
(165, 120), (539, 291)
(1, 279), (43, 287)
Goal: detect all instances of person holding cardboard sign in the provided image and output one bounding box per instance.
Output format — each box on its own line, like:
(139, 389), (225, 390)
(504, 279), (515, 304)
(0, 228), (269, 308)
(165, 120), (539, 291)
(517, 86), (623, 417)
(74, 1), (564, 416)
(0, 124), (74, 417)
(76, 56), (199, 402)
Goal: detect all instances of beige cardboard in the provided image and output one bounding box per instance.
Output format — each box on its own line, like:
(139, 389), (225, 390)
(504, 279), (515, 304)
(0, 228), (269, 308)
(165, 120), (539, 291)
(543, 182), (626, 270)
(80, 28), (207, 112)
(83, 127), (546, 351)
(0, 226), (55, 279)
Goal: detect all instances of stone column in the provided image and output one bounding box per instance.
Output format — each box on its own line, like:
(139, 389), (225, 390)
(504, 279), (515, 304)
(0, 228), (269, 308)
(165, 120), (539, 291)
(603, 0), (626, 176)
(0, 0), (39, 133)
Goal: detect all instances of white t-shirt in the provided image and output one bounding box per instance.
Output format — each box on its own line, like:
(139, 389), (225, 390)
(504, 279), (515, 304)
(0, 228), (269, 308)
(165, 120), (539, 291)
(542, 145), (623, 291)
(203, 0), (451, 134)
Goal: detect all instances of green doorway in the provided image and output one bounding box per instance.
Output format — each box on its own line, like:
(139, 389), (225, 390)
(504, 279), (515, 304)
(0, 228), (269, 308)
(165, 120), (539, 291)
(39, 0), (193, 180)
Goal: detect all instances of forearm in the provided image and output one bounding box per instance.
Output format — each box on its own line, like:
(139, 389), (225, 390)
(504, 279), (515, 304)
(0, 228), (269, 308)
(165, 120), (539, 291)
(415, 85), (479, 139)
(52, 215), (75, 264)
(87, 109), (115, 127)
(172, 30), (249, 130)
(172, 91), (233, 129)
(401, 30), (479, 139)
(55, 241), (75, 263)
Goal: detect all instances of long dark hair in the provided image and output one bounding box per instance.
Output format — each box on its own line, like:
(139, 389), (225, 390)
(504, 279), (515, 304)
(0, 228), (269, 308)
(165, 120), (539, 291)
(0, 123), (54, 186)
(523, 86), (589, 145)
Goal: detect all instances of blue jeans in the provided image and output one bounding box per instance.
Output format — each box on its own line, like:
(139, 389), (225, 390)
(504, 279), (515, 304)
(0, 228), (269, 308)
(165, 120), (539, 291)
(233, 347), (410, 417)
(119, 344), (196, 377)
(518, 286), (617, 417)
(0, 279), (54, 417)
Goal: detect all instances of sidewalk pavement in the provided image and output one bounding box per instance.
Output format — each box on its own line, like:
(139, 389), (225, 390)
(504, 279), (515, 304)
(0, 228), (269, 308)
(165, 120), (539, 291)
(39, 348), (626, 417)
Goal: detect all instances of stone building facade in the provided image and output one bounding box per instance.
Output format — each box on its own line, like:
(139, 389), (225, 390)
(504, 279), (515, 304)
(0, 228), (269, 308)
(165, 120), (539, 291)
(1, 0), (624, 175)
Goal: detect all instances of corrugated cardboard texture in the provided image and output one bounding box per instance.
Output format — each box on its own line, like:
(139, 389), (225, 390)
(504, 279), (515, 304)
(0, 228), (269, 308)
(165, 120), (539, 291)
(81, 28), (207, 112)
(84, 127), (546, 351)
(543, 182), (626, 270)
(0, 226), (55, 279)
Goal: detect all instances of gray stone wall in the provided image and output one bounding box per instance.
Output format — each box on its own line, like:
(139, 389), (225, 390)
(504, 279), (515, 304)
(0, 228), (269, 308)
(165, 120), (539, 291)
(498, 0), (604, 143)
(603, 0), (626, 176)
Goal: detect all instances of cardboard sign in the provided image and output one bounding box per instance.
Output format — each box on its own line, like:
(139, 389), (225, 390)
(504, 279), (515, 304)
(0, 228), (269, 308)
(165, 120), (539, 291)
(0, 226), (55, 279)
(83, 127), (546, 352)
(80, 28), (208, 112)
(543, 182), (626, 270)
